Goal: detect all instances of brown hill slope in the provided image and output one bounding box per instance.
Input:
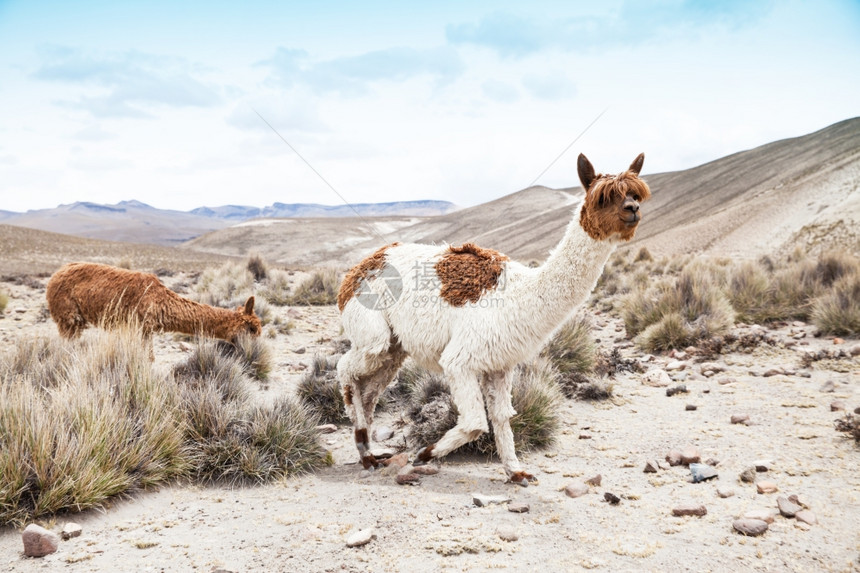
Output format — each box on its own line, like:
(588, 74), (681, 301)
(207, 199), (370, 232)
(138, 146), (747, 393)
(0, 225), (233, 276)
(185, 117), (859, 267)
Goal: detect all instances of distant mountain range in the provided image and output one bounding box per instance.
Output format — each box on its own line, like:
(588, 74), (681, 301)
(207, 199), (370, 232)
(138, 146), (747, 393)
(0, 200), (459, 246)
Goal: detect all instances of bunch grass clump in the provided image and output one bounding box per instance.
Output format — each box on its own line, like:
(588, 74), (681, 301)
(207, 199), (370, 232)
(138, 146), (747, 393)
(195, 262), (255, 308)
(296, 354), (350, 424)
(542, 314), (597, 398)
(259, 268), (293, 306)
(623, 263), (734, 352)
(0, 290), (7, 313)
(286, 269), (340, 306)
(246, 253), (269, 282)
(0, 327), (327, 525)
(811, 270), (860, 336)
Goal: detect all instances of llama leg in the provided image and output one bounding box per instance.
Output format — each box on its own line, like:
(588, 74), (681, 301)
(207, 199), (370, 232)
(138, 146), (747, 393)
(414, 368), (489, 465)
(483, 371), (535, 486)
(359, 343), (406, 432)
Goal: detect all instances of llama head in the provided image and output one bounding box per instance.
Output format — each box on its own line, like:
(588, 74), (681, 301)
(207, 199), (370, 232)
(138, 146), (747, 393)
(577, 153), (651, 242)
(230, 296), (262, 341)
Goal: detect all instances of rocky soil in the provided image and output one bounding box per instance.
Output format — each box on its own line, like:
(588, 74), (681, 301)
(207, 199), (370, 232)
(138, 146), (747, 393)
(1, 274), (858, 572)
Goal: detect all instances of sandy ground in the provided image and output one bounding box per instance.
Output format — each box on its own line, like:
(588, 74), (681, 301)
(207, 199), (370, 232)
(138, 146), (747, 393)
(1, 275), (859, 572)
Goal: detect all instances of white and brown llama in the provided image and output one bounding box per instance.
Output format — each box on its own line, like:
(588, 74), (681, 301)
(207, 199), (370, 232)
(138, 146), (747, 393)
(47, 262), (262, 343)
(337, 153), (651, 485)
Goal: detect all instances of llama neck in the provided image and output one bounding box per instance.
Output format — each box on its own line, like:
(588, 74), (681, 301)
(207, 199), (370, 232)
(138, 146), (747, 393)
(158, 294), (237, 340)
(519, 210), (616, 334)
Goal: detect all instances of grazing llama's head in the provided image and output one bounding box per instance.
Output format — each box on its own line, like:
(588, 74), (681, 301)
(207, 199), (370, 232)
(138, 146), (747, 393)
(577, 153), (651, 242)
(228, 296), (262, 341)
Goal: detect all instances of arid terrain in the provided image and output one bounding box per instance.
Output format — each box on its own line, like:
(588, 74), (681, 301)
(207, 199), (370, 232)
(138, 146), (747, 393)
(0, 266), (858, 572)
(1, 119), (859, 572)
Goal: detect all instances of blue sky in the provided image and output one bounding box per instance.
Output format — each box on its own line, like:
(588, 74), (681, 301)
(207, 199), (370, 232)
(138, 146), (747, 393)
(1, 0), (858, 212)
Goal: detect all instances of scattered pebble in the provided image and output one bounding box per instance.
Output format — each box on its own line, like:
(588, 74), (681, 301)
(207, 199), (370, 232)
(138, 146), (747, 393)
(293, 347), (306, 354)
(833, 337), (845, 345)
(316, 424), (337, 434)
(733, 518), (769, 537)
(644, 460), (660, 473)
(473, 493), (512, 507)
(763, 368), (784, 377)
(579, 433), (592, 440)
(753, 460), (771, 472)
(564, 482), (589, 499)
(61, 522), (82, 540)
(744, 509), (777, 524)
(346, 528), (376, 548)
(717, 377), (736, 385)
(666, 384), (688, 397)
(395, 473), (421, 486)
(777, 496), (802, 518)
(680, 446), (701, 465)
(850, 344), (860, 357)
(795, 510), (817, 525)
(700, 362), (725, 374)
(666, 360), (687, 371)
(731, 414), (750, 425)
(672, 504), (707, 517)
(373, 426), (394, 441)
(497, 527), (519, 542)
(704, 457), (719, 467)
(585, 474), (602, 487)
(665, 450), (683, 466)
(22, 524), (59, 557)
(507, 502), (530, 513)
(756, 481), (778, 494)
(642, 368), (672, 387)
(717, 487), (735, 498)
(788, 493), (810, 508)
(739, 467), (757, 483)
(831, 401), (846, 412)
(685, 404), (698, 411)
(604, 492), (621, 505)
(820, 380), (836, 393)
(690, 463), (718, 483)
(409, 465), (439, 476)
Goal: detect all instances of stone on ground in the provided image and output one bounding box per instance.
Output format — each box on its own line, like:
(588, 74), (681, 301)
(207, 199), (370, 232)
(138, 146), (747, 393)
(22, 524), (59, 557)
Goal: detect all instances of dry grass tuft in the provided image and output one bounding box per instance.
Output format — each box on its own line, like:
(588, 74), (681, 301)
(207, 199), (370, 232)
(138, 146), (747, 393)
(634, 247), (654, 263)
(287, 269), (340, 306)
(835, 414), (860, 443)
(296, 355), (350, 425)
(246, 253), (269, 282)
(811, 270), (860, 336)
(0, 290), (7, 313)
(259, 269), (293, 306)
(542, 314), (599, 399)
(195, 262), (255, 308)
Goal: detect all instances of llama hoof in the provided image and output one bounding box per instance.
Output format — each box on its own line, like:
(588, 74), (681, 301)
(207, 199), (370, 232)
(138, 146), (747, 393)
(412, 445), (435, 466)
(360, 454), (383, 470)
(508, 471), (537, 487)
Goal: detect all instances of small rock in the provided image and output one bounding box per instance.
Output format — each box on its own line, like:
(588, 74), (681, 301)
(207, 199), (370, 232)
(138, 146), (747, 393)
(819, 380), (836, 393)
(358, 470), (372, 479)
(657, 460), (671, 470)
(704, 457), (719, 467)
(753, 460), (771, 472)
(346, 528), (375, 547)
(777, 496), (802, 518)
(409, 465), (439, 476)
(642, 368), (672, 387)
(717, 486), (735, 498)
(849, 344), (860, 357)
(665, 450), (683, 466)
(316, 424), (337, 434)
(680, 446), (701, 465)
(788, 493), (810, 508)
(61, 522), (82, 540)
(685, 404), (698, 411)
(395, 473), (421, 485)
(718, 377), (736, 385)
(564, 482), (589, 499)
(644, 460), (660, 473)
(373, 426), (394, 441)
(507, 502), (530, 513)
(700, 362), (725, 374)
(833, 337), (845, 345)
(497, 527), (519, 542)
(578, 433), (592, 440)
(666, 360), (687, 371)
(672, 350), (688, 360)
(831, 400), (846, 412)
(731, 414), (750, 425)
(795, 510), (817, 525)
(690, 463), (718, 483)
(733, 518), (769, 537)
(585, 474), (602, 487)
(756, 481), (778, 494)
(744, 509), (777, 524)
(763, 367), (784, 377)
(294, 347), (306, 354)
(672, 504), (707, 517)
(473, 493), (512, 507)
(666, 384), (688, 397)
(604, 492), (621, 505)
(739, 467), (757, 483)
(22, 524), (59, 557)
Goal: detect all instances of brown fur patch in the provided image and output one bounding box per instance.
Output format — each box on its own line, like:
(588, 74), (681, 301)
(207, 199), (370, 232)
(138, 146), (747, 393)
(580, 171), (652, 241)
(337, 243), (400, 311)
(343, 385), (354, 406)
(509, 470), (536, 484)
(435, 243), (509, 307)
(416, 444), (435, 463)
(354, 428), (369, 446)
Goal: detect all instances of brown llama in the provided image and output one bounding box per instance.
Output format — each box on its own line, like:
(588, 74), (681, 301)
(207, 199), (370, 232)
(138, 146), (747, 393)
(46, 262), (262, 343)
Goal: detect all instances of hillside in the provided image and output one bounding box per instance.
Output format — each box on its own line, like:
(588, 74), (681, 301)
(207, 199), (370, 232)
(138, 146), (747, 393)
(185, 118), (860, 267)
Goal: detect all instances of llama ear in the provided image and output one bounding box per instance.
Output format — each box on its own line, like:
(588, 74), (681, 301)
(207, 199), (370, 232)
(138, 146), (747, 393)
(244, 296), (255, 315)
(577, 153), (596, 192)
(628, 153), (645, 175)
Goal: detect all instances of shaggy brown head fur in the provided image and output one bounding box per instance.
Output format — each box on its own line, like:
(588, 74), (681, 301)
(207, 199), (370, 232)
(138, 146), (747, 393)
(578, 153), (651, 241)
(337, 243), (400, 311)
(435, 243), (509, 306)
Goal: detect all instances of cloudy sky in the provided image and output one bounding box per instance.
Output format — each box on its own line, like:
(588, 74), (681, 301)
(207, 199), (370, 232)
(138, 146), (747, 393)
(1, 1), (858, 213)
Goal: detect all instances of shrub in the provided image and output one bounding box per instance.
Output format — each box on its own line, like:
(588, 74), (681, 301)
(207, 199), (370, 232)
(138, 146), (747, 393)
(623, 265), (734, 352)
(835, 414), (860, 443)
(634, 247), (654, 263)
(296, 354), (350, 424)
(542, 314), (596, 398)
(0, 290), (7, 314)
(404, 358), (562, 455)
(259, 268), (293, 306)
(195, 262), (255, 308)
(287, 269), (340, 306)
(811, 270), (860, 336)
(247, 253), (269, 282)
